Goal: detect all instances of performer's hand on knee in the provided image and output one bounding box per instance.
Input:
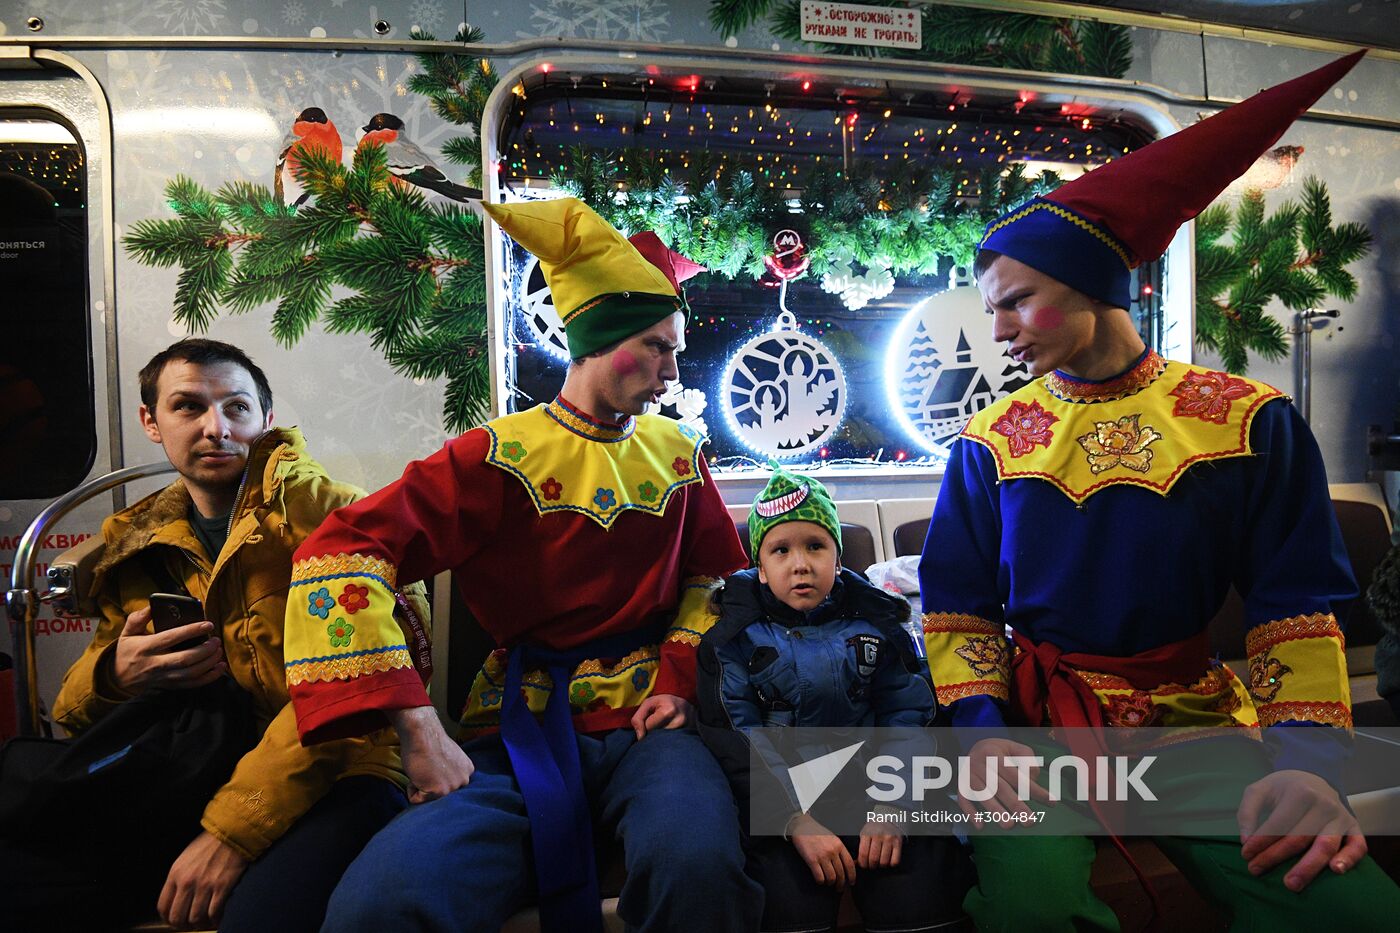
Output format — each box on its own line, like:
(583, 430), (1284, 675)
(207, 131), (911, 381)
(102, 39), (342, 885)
(957, 737), (1050, 822)
(630, 693), (693, 739)
(391, 706), (475, 803)
(1237, 769), (1366, 890)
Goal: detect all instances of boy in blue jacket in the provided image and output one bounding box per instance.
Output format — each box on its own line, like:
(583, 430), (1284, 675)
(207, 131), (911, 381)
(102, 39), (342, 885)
(698, 464), (970, 932)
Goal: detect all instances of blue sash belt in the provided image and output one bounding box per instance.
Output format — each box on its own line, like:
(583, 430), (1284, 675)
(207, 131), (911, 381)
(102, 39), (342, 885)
(499, 620), (667, 933)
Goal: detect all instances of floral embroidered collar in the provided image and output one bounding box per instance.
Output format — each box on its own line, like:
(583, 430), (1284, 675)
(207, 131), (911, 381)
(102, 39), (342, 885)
(483, 403), (704, 527)
(544, 396), (636, 443)
(1043, 348), (1167, 404)
(962, 358), (1283, 505)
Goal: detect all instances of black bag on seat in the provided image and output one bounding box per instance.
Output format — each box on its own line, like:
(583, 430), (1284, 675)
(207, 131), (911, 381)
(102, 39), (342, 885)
(0, 675), (258, 841)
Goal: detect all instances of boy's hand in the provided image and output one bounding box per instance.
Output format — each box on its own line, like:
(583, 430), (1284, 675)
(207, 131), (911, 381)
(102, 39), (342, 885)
(158, 830), (248, 929)
(857, 817), (904, 869)
(112, 606), (226, 694)
(790, 813), (856, 889)
(1238, 769), (1367, 891)
(631, 694), (693, 739)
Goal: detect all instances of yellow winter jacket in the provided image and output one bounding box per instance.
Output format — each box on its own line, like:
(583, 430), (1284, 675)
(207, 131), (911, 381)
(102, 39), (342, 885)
(52, 428), (427, 860)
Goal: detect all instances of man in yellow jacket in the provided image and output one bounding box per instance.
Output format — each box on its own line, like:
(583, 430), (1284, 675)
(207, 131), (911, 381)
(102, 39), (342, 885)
(40, 339), (427, 932)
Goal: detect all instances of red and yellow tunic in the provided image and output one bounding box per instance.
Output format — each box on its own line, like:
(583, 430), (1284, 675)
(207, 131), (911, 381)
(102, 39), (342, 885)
(284, 397), (746, 743)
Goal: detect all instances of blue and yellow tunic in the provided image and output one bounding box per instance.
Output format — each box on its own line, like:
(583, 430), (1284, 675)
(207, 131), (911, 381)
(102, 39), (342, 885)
(919, 349), (1356, 777)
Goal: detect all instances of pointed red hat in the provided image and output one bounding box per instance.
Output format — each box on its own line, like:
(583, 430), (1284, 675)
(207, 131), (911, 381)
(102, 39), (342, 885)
(981, 50), (1365, 308)
(627, 231), (706, 293)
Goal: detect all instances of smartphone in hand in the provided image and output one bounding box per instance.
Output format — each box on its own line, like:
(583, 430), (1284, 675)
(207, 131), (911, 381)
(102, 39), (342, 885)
(148, 593), (207, 651)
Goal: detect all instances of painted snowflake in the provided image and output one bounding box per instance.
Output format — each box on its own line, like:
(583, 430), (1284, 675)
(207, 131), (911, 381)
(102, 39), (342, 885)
(409, 0), (445, 30)
(282, 1), (306, 26)
(522, 0), (670, 42)
(148, 0), (227, 35)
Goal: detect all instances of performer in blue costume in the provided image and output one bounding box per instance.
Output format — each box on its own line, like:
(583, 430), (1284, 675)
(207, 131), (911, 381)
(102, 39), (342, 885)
(919, 50), (1400, 930)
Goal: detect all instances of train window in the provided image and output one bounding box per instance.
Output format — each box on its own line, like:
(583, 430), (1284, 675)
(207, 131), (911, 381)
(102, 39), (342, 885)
(0, 115), (95, 499)
(493, 70), (1164, 469)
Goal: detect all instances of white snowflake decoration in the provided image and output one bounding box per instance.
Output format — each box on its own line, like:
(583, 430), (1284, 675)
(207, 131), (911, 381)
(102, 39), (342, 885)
(647, 382), (709, 439)
(517, 255), (570, 362)
(522, 0), (670, 42)
(149, 0), (227, 35)
(883, 271), (1028, 457)
(722, 310), (846, 460)
(281, 1), (306, 26)
(820, 250), (895, 311)
(409, 0), (445, 30)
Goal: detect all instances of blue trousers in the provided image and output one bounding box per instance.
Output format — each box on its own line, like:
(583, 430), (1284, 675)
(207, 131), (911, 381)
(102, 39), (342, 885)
(323, 727), (763, 933)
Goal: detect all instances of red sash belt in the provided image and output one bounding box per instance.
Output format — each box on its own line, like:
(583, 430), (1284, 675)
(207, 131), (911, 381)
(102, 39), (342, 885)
(1009, 628), (1212, 729)
(1006, 628), (1212, 923)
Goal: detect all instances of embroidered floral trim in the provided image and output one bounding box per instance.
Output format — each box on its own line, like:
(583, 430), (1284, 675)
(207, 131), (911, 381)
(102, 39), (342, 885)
(1104, 692), (1166, 728)
(544, 396), (635, 442)
(1078, 664), (1233, 697)
(1254, 700), (1353, 730)
(338, 583), (370, 614)
(935, 680), (1011, 704)
(292, 553), (398, 589)
(541, 477), (563, 501)
(1245, 613), (1345, 658)
(955, 636), (1011, 678)
(593, 487), (617, 510)
(1169, 370), (1257, 424)
(672, 457), (692, 477)
(1044, 350), (1167, 403)
(631, 667), (652, 692)
(638, 480), (659, 502)
(1078, 414), (1162, 474)
(285, 646), (413, 685)
(307, 587), (335, 619)
(921, 612), (1003, 637)
(990, 400), (1059, 457)
(499, 440), (527, 463)
(327, 618), (355, 648)
(1247, 652), (1293, 704)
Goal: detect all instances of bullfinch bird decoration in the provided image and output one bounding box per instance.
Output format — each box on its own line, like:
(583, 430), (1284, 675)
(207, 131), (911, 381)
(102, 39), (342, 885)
(275, 106), (343, 208)
(358, 112), (483, 202)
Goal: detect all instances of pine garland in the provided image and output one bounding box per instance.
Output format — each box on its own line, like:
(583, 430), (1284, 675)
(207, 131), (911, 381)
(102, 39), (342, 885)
(1194, 176), (1371, 374)
(550, 148), (1060, 278)
(123, 27), (494, 433)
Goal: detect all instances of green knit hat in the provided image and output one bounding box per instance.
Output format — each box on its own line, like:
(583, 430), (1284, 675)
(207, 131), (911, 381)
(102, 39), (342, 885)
(749, 461), (841, 559)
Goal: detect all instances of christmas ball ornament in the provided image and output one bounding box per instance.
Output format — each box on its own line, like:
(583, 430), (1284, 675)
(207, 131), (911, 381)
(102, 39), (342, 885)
(722, 309), (846, 459)
(884, 270), (1030, 457)
(763, 229), (810, 281)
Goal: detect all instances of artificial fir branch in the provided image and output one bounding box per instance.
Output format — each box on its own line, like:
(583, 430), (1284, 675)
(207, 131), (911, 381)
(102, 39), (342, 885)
(1194, 176), (1371, 374)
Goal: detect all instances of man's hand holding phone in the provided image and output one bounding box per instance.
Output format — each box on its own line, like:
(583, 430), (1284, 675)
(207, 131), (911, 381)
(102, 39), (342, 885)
(111, 599), (227, 694)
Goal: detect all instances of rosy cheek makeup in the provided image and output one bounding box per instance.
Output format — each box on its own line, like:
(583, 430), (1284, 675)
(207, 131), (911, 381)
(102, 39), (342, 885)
(610, 348), (640, 376)
(1031, 306), (1065, 330)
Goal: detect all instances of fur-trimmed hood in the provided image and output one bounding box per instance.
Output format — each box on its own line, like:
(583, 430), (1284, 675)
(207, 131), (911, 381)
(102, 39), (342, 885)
(90, 427), (317, 593)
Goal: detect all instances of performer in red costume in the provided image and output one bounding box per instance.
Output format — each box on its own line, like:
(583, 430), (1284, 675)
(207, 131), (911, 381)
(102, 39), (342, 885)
(284, 200), (761, 933)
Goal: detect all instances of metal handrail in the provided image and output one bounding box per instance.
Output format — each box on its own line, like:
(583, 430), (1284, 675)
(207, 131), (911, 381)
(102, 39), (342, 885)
(5, 462), (176, 736)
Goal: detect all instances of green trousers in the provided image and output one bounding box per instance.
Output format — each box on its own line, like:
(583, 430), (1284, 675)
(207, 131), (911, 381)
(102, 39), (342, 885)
(962, 738), (1400, 931)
